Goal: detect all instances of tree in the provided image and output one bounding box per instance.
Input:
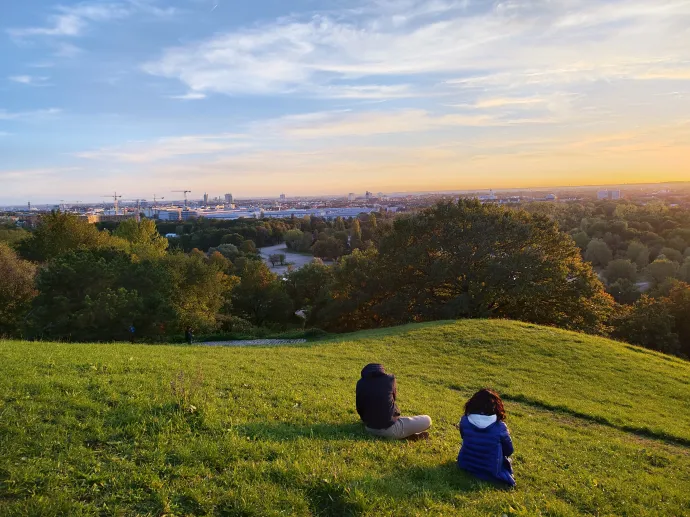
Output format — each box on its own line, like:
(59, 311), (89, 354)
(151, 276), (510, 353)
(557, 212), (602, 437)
(664, 282), (690, 358)
(285, 261), (334, 320)
(241, 240), (257, 254)
(658, 247), (683, 264)
(28, 248), (175, 341)
(319, 201), (613, 334)
(278, 253), (286, 266)
(0, 243), (37, 336)
(351, 219), (363, 249)
(645, 257), (680, 286)
(163, 252), (237, 334)
(268, 254), (280, 267)
(607, 279), (641, 305)
(611, 296), (679, 355)
(221, 233), (245, 247)
(209, 244), (240, 262)
(626, 241), (650, 269)
(312, 237), (344, 261)
(678, 257), (690, 283)
(585, 238), (613, 267)
(0, 226), (29, 247)
(284, 229), (305, 251)
(572, 231), (590, 250)
(231, 261), (292, 327)
(114, 218), (168, 260)
(18, 211), (123, 262)
(605, 259), (637, 284)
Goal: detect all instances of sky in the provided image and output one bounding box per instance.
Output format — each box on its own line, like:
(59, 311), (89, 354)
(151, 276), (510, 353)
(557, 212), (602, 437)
(1, 0), (689, 204)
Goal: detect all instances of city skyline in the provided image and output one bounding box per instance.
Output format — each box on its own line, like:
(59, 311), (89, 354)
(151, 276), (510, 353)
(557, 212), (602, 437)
(2, 0), (690, 205)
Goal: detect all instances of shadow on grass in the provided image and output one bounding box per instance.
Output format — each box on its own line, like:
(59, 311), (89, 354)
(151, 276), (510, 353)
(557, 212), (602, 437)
(502, 393), (690, 448)
(237, 421), (372, 442)
(374, 460), (495, 499)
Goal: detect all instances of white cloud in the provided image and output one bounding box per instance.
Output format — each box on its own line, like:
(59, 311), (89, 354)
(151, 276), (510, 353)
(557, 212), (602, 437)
(8, 0), (177, 40)
(9, 75), (50, 86)
(0, 108), (61, 121)
(169, 92), (207, 100)
(142, 0), (690, 98)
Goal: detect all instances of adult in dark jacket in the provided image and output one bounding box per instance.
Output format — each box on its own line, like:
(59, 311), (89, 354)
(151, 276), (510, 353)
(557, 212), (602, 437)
(457, 388), (515, 486)
(356, 363), (432, 439)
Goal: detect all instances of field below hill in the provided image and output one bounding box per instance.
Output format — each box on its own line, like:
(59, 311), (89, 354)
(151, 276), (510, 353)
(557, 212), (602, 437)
(1, 320), (689, 516)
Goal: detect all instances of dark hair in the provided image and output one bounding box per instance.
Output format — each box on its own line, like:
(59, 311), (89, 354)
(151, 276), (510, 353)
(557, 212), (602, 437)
(464, 389), (506, 421)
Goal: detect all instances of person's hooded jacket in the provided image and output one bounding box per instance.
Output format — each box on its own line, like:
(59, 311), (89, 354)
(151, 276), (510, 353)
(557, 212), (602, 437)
(457, 414), (515, 486)
(356, 364), (400, 429)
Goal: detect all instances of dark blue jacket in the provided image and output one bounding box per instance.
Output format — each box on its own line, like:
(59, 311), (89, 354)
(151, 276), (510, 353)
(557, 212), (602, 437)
(356, 364), (400, 429)
(457, 415), (515, 486)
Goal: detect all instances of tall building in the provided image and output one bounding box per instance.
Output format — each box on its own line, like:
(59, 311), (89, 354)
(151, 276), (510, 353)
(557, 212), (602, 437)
(225, 193), (233, 204)
(348, 193), (356, 202)
(598, 190), (621, 200)
(280, 193), (286, 201)
(365, 191), (373, 200)
(203, 193), (209, 205)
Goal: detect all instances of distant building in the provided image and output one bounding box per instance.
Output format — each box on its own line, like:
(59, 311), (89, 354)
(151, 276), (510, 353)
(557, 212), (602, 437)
(348, 193), (356, 202)
(203, 193), (209, 205)
(365, 191), (373, 200)
(280, 193), (286, 201)
(225, 193), (233, 204)
(598, 190), (621, 200)
(544, 194), (557, 201)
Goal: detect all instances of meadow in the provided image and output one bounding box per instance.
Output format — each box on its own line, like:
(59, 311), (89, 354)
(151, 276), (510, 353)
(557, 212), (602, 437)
(1, 320), (689, 516)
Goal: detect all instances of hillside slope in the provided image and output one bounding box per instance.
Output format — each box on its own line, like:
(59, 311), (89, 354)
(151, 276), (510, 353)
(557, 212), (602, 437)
(1, 320), (689, 516)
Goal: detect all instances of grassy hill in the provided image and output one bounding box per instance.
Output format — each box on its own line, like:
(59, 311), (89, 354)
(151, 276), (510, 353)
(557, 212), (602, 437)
(1, 320), (689, 516)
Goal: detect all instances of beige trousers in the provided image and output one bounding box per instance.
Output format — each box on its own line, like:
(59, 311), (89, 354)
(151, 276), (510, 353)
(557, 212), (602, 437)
(366, 415), (432, 439)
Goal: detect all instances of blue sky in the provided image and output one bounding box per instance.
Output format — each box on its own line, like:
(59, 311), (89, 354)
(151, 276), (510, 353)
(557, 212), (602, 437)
(1, 0), (689, 204)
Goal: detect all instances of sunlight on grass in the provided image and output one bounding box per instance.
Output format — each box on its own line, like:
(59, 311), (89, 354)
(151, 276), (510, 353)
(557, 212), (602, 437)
(1, 320), (689, 515)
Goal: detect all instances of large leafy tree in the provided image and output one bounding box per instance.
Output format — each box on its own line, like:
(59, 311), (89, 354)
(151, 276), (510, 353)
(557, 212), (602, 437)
(231, 261), (293, 327)
(611, 296), (680, 356)
(18, 211), (125, 262)
(0, 243), (37, 336)
(163, 251), (238, 333)
(319, 201), (613, 333)
(28, 248), (174, 341)
(114, 218), (168, 260)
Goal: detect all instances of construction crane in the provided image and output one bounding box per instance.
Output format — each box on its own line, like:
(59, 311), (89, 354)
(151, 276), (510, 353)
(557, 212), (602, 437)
(102, 192), (123, 215)
(122, 199), (143, 222)
(172, 190), (191, 209)
(153, 194), (164, 210)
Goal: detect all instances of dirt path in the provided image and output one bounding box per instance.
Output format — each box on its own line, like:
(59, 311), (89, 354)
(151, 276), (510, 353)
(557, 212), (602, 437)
(200, 339), (307, 347)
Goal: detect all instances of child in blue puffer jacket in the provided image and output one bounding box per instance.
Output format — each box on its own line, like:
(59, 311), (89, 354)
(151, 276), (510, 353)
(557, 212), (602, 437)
(457, 388), (515, 486)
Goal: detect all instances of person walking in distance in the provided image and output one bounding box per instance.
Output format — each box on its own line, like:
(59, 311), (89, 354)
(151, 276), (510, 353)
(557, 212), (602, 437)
(185, 326), (193, 345)
(356, 363), (432, 440)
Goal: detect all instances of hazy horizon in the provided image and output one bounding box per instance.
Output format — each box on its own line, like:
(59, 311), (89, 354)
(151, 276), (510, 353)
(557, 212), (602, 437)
(2, 0), (689, 205)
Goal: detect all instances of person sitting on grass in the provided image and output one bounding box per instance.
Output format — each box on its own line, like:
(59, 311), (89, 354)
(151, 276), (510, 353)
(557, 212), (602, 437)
(457, 388), (515, 487)
(356, 363), (432, 440)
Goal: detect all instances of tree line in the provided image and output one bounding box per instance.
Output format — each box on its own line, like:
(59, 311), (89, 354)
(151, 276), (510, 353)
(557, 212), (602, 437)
(1, 201), (689, 360)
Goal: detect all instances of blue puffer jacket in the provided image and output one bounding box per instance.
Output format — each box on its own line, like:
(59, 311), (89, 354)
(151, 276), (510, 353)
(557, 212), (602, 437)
(457, 415), (515, 486)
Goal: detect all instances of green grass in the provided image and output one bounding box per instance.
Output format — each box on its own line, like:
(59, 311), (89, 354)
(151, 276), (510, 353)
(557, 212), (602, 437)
(1, 320), (689, 516)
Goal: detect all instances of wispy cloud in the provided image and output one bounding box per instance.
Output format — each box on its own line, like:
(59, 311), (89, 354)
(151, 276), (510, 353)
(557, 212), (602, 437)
(75, 133), (249, 162)
(0, 108), (62, 121)
(142, 0), (690, 98)
(169, 92), (207, 100)
(7, 0), (178, 40)
(9, 75), (50, 86)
